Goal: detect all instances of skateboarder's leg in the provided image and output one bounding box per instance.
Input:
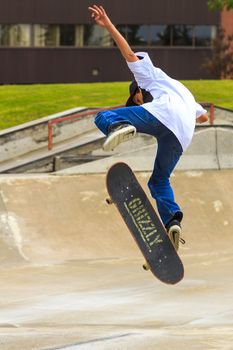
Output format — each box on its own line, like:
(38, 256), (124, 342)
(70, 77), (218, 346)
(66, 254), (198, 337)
(95, 106), (155, 134)
(95, 106), (157, 151)
(148, 131), (183, 228)
(96, 106), (183, 225)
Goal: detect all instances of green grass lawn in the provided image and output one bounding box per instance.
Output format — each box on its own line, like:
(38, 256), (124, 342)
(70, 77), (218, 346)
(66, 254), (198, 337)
(0, 80), (232, 130)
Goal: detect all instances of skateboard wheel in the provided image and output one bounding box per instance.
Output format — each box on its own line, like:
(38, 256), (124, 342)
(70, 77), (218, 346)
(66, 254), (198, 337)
(143, 262), (150, 271)
(106, 197), (113, 204)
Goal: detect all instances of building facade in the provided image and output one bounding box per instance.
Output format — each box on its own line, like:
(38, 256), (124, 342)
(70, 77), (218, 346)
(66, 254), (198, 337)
(0, 0), (222, 84)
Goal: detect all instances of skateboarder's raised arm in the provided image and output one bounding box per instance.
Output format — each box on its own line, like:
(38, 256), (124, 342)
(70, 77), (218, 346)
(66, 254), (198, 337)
(88, 5), (139, 63)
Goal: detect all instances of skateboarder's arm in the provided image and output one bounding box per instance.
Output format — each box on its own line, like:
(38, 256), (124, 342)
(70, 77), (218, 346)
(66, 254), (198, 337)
(88, 5), (138, 63)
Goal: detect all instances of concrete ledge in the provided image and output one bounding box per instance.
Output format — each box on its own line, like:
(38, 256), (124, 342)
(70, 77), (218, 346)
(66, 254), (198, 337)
(214, 106), (233, 125)
(217, 128), (233, 168)
(0, 105), (232, 174)
(0, 107), (87, 136)
(178, 128), (219, 170)
(0, 107), (96, 162)
(56, 126), (233, 174)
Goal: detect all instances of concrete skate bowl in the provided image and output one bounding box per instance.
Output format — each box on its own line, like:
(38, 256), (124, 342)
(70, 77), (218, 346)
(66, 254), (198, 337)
(0, 170), (232, 350)
(0, 171), (232, 263)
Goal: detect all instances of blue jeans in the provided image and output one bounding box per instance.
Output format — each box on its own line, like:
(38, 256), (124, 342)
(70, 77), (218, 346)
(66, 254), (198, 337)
(95, 106), (183, 227)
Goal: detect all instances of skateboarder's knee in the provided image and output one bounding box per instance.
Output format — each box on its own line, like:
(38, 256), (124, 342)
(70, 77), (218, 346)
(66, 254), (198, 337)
(95, 110), (112, 135)
(148, 175), (167, 188)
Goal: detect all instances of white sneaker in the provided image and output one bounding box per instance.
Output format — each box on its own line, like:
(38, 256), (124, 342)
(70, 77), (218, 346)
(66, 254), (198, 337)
(168, 224), (182, 251)
(103, 124), (136, 152)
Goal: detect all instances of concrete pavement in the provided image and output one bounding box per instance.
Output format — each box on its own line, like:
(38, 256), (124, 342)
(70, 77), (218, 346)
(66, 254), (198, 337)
(0, 170), (232, 349)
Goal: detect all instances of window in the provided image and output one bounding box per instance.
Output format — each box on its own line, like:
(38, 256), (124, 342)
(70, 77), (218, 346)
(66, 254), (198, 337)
(60, 24), (75, 46)
(152, 25), (172, 46)
(195, 25), (216, 46)
(0, 24), (31, 46)
(116, 25), (172, 46)
(127, 25), (149, 46)
(83, 24), (112, 46)
(115, 24), (193, 47)
(75, 25), (84, 46)
(0, 23), (217, 48)
(0, 25), (9, 46)
(34, 24), (59, 47)
(116, 25), (127, 38)
(150, 25), (170, 46)
(172, 25), (193, 46)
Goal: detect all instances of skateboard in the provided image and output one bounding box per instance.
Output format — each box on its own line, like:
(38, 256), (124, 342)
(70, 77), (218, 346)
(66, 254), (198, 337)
(106, 162), (184, 285)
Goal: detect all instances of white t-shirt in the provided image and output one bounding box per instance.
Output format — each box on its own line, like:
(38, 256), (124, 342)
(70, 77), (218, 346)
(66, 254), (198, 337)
(127, 52), (207, 151)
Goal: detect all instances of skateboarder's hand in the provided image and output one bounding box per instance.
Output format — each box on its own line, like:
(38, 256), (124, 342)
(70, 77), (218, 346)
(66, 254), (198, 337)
(88, 5), (112, 28)
(88, 4), (138, 62)
(196, 113), (209, 124)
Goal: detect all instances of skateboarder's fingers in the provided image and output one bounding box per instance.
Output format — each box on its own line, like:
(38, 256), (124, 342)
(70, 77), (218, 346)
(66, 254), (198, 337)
(92, 4), (106, 17)
(88, 7), (96, 16)
(99, 5), (107, 16)
(88, 5), (104, 20)
(88, 6), (100, 16)
(92, 5), (104, 15)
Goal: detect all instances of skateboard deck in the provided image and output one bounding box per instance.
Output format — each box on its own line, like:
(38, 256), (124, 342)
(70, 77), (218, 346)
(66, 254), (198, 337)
(106, 162), (184, 285)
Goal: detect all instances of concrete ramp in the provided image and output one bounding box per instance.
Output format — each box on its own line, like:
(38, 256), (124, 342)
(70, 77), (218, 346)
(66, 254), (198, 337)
(0, 170), (231, 263)
(0, 174), (141, 263)
(0, 170), (232, 350)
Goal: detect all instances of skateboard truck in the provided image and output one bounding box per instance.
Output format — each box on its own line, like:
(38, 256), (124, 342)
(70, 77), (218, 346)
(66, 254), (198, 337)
(106, 197), (113, 204)
(143, 262), (150, 271)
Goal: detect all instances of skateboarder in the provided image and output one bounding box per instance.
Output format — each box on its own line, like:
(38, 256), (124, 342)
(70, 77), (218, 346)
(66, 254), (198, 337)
(88, 5), (209, 247)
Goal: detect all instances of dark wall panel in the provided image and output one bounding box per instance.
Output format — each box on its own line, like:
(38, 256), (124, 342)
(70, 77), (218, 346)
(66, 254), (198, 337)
(0, 48), (213, 85)
(0, 0), (217, 84)
(0, 0), (219, 25)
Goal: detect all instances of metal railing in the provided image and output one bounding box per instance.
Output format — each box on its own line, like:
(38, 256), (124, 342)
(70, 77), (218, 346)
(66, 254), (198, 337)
(201, 102), (215, 125)
(47, 105), (124, 150)
(47, 102), (214, 150)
